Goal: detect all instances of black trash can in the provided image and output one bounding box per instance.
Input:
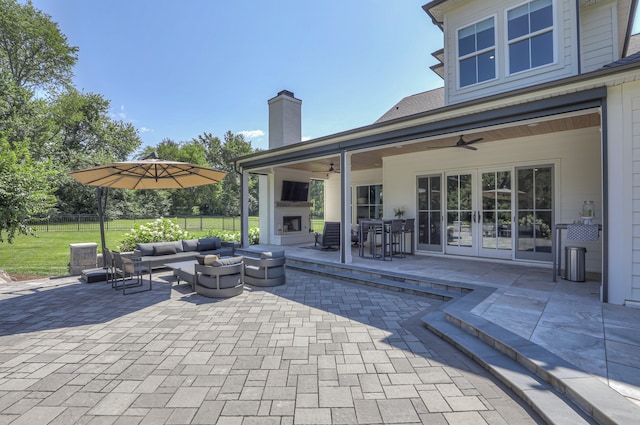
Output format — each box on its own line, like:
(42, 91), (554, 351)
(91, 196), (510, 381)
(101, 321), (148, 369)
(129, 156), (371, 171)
(563, 246), (586, 282)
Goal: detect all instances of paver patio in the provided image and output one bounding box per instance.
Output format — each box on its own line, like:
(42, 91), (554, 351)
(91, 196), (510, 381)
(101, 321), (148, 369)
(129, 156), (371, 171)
(0, 269), (541, 424)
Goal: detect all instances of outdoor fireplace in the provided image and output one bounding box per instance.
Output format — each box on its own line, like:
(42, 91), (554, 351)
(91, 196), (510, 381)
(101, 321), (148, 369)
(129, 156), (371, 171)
(283, 216), (301, 232)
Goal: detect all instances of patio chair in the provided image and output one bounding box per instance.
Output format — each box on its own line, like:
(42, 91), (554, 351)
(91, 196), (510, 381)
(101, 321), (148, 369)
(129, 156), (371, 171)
(112, 251), (152, 295)
(244, 250), (286, 287)
(103, 249), (117, 286)
(318, 221), (340, 250)
(195, 256), (244, 298)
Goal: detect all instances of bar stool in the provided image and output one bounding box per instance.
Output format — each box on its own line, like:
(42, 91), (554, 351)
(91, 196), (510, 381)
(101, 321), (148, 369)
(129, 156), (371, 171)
(388, 219), (404, 258)
(401, 218), (414, 257)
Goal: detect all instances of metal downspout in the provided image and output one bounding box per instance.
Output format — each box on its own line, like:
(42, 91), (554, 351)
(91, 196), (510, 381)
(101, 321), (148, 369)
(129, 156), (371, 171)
(601, 99), (609, 303)
(576, 0), (581, 75)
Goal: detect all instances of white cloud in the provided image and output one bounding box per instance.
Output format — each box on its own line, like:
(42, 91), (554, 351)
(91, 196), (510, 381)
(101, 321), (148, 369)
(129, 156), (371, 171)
(239, 130), (265, 139)
(139, 127), (151, 133)
(110, 105), (128, 121)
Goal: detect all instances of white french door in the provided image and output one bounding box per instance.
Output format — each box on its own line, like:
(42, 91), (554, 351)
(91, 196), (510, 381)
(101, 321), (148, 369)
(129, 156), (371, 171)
(445, 168), (513, 259)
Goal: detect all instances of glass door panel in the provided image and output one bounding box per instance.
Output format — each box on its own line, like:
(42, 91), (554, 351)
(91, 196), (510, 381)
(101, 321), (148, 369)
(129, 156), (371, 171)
(417, 175), (442, 251)
(516, 165), (553, 261)
(446, 172), (475, 254)
(479, 170), (512, 258)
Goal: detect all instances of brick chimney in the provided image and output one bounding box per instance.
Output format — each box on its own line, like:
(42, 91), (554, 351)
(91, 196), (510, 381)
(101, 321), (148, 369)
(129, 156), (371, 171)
(268, 90), (302, 149)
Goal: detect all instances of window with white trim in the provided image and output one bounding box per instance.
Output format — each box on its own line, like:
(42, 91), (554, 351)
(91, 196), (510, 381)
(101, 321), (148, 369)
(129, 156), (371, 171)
(507, 0), (554, 74)
(458, 17), (496, 88)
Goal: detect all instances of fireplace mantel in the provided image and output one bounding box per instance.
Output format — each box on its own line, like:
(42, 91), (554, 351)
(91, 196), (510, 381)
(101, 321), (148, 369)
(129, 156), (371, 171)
(275, 201), (313, 208)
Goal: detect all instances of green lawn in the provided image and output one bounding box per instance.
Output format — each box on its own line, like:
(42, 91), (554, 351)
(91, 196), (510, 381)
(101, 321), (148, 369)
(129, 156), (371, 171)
(0, 217), (247, 277)
(1, 216), (324, 277)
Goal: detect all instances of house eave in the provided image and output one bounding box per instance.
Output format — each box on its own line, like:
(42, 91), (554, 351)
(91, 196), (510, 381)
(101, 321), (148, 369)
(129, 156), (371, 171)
(236, 62), (640, 171)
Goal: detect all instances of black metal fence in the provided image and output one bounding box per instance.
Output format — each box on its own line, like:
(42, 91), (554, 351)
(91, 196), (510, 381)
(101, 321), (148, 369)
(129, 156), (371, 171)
(26, 215), (257, 232)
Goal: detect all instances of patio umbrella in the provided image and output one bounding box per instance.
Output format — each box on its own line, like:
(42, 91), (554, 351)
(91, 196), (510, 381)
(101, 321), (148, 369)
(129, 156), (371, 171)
(69, 152), (227, 189)
(69, 152), (227, 266)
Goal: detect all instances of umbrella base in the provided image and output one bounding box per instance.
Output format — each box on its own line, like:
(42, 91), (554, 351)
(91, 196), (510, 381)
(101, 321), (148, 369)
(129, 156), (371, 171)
(81, 268), (109, 284)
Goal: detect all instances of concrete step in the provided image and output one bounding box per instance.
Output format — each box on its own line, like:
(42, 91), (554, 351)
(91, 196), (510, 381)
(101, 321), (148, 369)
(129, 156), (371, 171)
(283, 253), (640, 425)
(423, 310), (596, 425)
(432, 306), (640, 425)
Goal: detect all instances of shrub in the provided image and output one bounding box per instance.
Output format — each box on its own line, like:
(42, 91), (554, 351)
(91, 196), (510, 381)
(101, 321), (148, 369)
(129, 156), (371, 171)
(204, 227), (260, 245)
(118, 218), (190, 252)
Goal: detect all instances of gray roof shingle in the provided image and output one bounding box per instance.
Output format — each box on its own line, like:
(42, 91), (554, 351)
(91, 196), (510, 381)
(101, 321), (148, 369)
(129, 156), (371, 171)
(376, 87), (445, 123)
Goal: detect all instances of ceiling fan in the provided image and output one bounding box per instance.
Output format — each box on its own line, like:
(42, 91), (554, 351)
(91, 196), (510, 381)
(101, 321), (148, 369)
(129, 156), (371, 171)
(328, 162), (340, 173)
(454, 135), (483, 150)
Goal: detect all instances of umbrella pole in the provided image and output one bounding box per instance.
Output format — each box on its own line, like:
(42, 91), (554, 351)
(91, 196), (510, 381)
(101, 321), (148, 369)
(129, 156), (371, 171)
(97, 187), (107, 267)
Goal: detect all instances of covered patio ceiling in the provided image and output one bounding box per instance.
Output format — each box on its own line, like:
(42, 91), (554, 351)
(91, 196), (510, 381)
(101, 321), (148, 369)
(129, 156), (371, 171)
(280, 110), (601, 174)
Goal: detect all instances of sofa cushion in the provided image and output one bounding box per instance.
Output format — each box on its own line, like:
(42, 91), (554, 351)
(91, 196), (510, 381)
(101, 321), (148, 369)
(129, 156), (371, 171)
(198, 237), (221, 251)
(212, 256), (243, 267)
(153, 244), (177, 256)
(260, 250), (285, 259)
(182, 239), (199, 252)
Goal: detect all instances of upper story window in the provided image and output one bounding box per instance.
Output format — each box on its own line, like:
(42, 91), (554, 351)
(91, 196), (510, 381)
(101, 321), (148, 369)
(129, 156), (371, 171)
(507, 0), (554, 74)
(458, 17), (496, 88)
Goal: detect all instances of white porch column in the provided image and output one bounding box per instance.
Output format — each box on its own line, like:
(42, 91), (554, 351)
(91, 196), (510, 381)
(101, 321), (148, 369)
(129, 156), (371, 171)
(341, 151), (352, 264)
(606, 84), (634, 305)
(241, 170), (250, 248)
(258, 174), (270, 244)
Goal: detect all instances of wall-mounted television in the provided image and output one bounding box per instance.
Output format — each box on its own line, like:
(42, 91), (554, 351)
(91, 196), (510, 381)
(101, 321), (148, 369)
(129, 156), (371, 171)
(281, 180), (309, 202)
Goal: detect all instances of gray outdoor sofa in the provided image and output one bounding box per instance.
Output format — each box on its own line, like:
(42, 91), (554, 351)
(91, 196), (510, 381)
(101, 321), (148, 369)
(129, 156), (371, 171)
(131, 237), (236, 269)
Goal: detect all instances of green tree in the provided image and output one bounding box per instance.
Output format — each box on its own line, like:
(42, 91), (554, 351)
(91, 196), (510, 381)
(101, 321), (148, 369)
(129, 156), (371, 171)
(0, 0), (78, 90)
(216, 131), (255, 216)
(48, 89), (141, 163)
(0, 134), (56, 242)
(0, 0), (78, 146)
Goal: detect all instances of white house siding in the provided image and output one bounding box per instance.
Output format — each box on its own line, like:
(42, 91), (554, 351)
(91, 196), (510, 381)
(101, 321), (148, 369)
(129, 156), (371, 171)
(324, 168), (384, 223)
(608, 80), (640, 305)
(382, 127), (602, 270)
(443, 0), (579, 105)
(581, 2), (618, 73)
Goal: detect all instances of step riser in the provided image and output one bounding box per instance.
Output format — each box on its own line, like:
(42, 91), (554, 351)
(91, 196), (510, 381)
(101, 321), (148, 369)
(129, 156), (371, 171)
(286, 259), (456, 301)
(287, 257), (469, 300)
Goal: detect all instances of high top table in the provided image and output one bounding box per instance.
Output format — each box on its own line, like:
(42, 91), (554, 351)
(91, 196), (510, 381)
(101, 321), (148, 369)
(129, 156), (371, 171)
(359, 220), (392, 260)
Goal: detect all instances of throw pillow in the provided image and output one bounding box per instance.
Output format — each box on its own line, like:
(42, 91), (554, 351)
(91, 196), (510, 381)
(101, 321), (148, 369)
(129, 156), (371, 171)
(197, 238), (217, 251)
(153, 244), (177, 256)
(195, 255), (206, 265)
(182, 239), (199, 252)
(204, 254), (219, 265)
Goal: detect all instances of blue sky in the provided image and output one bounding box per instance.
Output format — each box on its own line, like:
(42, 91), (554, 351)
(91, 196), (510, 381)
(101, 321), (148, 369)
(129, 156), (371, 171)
(31, 1), (640, 152)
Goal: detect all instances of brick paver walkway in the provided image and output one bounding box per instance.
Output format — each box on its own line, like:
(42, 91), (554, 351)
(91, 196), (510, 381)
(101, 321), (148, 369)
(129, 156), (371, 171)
(0, 271), (540, 424)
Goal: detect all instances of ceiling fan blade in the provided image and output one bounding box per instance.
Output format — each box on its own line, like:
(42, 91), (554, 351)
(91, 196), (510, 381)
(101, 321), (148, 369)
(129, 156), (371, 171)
(463, 145), (478, 150)
(465, 137), (483, 145)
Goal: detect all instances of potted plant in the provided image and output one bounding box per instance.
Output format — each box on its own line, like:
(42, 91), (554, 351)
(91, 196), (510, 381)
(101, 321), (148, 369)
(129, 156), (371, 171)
(393, 207), (405, 219)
